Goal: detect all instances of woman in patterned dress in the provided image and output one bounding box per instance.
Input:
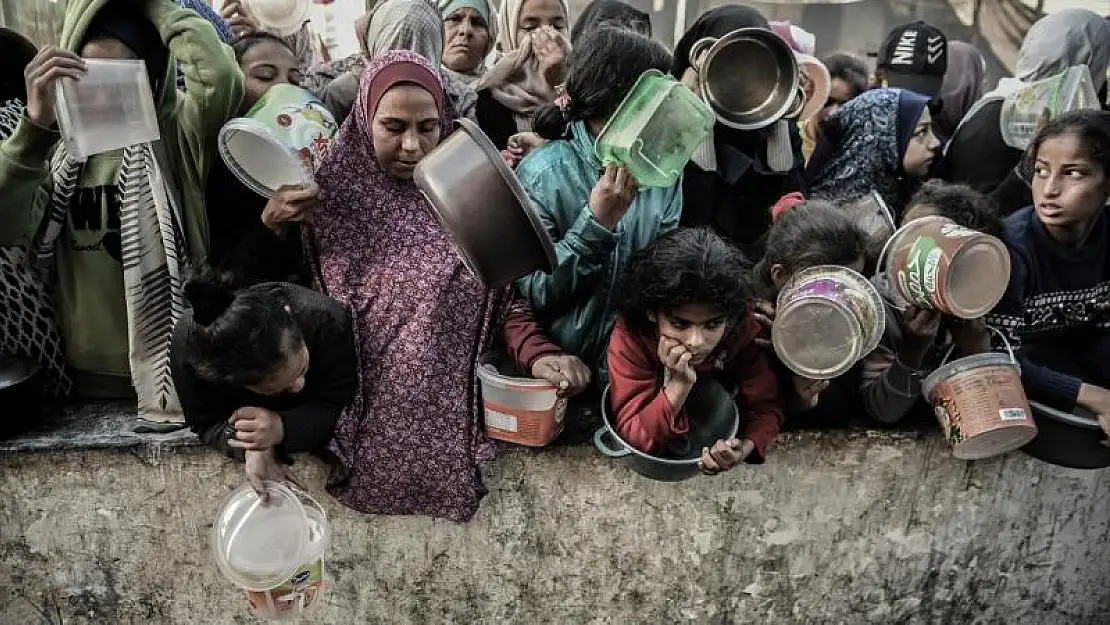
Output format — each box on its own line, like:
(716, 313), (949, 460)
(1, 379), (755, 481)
(310, 50), (508, 522)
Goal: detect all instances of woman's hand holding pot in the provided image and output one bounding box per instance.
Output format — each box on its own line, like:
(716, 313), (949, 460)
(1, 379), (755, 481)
(590, 164), (638, 230)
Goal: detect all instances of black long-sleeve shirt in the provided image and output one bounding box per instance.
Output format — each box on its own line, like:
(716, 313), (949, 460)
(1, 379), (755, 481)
(170, 283), (357, 460)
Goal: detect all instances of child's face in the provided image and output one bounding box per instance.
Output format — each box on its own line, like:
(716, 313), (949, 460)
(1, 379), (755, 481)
(902, 108), (940, 178)
(246, 338), (309, 396)
(1032, 133), (1109, 231)
(655, 303), (729, 366)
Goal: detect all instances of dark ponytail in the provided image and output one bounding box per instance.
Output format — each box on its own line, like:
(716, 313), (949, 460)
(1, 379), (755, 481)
(532, 27), (672, 141)
(181, 271), (303, 387)
(754, 200), (868, 298)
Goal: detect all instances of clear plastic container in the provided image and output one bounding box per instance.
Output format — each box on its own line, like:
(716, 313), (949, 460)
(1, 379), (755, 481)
(1000, 65), (1099, 150)
(54, 59), (160, 161)
(595, 69), (714, 188)
(244, 0), (311, 37)
(476, 355), (565, 447)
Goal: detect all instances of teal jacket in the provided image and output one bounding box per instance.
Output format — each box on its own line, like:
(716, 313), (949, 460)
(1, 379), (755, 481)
(515, 121), (682, 378)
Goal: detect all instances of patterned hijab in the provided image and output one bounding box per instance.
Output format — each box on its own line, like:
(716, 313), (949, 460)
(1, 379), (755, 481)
(807, 88), (930, 212)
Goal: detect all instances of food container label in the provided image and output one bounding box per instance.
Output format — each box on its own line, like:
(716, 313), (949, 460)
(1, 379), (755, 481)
(998, 408), (1028, 421)
(486, 409), (519, 433)
(930, 365), (1033, 448)
(898, 236), (942, 309)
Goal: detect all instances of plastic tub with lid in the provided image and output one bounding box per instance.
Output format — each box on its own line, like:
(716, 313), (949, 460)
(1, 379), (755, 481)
(595, 69), (715, 188)
(212, 482), (330, 620)
(476, 354), (566, 446)
(54, 59), (160, 161)
(1000, 65), (1100, 150)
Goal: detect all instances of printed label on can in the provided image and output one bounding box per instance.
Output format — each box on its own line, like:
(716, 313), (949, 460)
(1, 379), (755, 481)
(998, 408), (1028, 421)
(900, 236), (941, 308)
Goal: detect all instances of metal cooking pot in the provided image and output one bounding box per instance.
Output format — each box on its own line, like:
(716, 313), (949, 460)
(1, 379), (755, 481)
(689, 27), (802, 131)
(414, 118), (557, 287)
(1023, 401), (1110, 469)
(0, 354), (45, 439)
(594, 380), (740, 482)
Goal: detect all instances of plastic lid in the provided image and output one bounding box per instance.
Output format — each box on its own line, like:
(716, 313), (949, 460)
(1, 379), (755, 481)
(218, 119), (309, 198)
(55, 59), (160, 161)
(245, 0), (311, 37)
(773, 297), (862, 380)
(211, 482), (310, 591)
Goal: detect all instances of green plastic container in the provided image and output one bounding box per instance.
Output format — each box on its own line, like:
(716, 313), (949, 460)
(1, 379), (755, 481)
(595, 70), (715, 188)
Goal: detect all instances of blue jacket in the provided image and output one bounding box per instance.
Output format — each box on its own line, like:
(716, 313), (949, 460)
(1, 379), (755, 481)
(515, 121), (682, 378)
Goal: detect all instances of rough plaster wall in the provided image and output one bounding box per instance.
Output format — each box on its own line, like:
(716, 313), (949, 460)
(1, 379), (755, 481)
(1, 430), (1108, 624)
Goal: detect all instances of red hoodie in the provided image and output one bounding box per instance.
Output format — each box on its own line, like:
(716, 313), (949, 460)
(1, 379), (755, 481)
(607, 314), (785, 462)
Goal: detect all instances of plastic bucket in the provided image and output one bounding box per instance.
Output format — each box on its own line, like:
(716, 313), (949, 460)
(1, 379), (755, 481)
(880, 216), (1010, 319)
(218, 84), (338, 198)
(922, 334), (1037, 461)
(772, 265), (885, 380)
(211, 482), (330, 620)
(243, 491), (330, 621)
(476, 355), (565, 447)
(1000, 65), (1100, 150)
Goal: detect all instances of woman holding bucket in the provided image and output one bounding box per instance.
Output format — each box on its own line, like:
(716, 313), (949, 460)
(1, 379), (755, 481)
(988, 110), (1110, 440)
(860, 181), (1005, 426)
(806, 88), (941, 219)
(607, 228), (784, 473)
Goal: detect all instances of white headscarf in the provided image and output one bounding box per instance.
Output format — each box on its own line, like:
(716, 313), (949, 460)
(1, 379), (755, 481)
(495, 0), (569, 52)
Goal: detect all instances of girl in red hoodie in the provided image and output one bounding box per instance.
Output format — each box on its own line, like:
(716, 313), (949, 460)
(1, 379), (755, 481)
(607, 228), (785, 475)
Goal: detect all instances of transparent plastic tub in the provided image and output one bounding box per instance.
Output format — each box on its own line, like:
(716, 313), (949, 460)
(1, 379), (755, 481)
(1000, 65), (1099, 150)
(595, 69), (714, 188)
(55, 59), (160, 161)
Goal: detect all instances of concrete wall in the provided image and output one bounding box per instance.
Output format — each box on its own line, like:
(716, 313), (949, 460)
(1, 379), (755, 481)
(2, 430), (1108, 624)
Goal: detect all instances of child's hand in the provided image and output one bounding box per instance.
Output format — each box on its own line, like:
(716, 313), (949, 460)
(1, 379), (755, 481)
(532, 25), (569, 87)
(950, 317), (991, 356)
(589, 164), (638, 230)
(230, 406), (285, 451)
(698, 438), (754, 475)
(900, 305), (942, 368)
(244, 449), (301, 501)
(508, 132), (547, 160)
(531, 354), (591, 398)
(753, 299), (775, 348)
(221, 0), (259, 38)
(793, 375), (829, 410)
(658, 336), (697, 388)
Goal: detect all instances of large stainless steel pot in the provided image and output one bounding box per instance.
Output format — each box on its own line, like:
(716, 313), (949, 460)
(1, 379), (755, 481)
(414, 119), (557, 287)
(0, 354), (44, 439)
(594, 379), (740, 482)
(689, 27), (803, 131)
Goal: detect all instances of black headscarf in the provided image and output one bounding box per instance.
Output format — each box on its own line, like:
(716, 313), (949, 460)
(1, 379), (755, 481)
(82, 2), (168, 90)
(671, 5), (769, 80)
(1, 28), (37, 103)
(571, 0), (652, 47)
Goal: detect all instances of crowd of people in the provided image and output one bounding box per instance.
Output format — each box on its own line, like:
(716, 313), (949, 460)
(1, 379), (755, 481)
(1, 0), (1109, 523)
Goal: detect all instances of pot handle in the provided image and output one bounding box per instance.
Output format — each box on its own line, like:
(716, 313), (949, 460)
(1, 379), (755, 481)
(593, 427), (631, 458)
(1029, 400), (1103, 430)
(688, 37), (717, 71)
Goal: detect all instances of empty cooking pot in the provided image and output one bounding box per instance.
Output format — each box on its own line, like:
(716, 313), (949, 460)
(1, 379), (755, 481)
(689, 27), (802, 131)
(594, 379), (740, 482)
(414, 119), (557, 287)
(1022, 401), (1110, 469)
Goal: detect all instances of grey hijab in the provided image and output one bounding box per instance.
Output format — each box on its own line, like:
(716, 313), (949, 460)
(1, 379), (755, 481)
(1016, 9), (1110, 91)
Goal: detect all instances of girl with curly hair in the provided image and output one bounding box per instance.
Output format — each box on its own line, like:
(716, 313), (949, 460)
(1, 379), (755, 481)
(607, 228), (784, 475)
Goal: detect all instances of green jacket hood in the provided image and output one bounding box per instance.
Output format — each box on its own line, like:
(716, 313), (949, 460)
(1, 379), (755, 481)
(61, 0), (179, 116)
